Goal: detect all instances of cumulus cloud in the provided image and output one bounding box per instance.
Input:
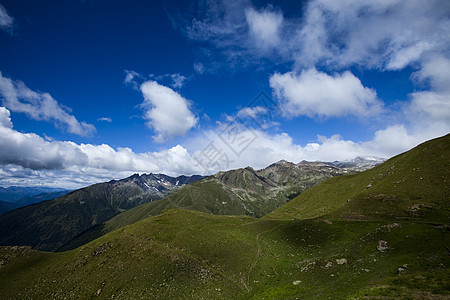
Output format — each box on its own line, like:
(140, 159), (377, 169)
(0, 4), (14, 32)
(406, 55), (450, 128)
(0, 72), (96, 136)
(270, 69), (382, 118)
(140, 81), (198, 142)
(245, 7), (283, 49)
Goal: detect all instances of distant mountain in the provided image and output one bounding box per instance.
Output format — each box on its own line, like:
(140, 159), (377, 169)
(0, 173), (202, 251)
(0, 190), (72, 215)
(0, 200), (18, 215)
(13, 190), (72, 207)
(328, 156), (385, 171)
(61, 160), (354, 250)
(0, 186), (68, 203)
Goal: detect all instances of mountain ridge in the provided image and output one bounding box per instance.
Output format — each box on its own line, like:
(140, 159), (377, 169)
(59, 158), (366, 251)
(0, 173), (203, 251)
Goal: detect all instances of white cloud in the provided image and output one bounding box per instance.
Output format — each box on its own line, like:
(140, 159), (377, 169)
(0, 4), (13, 31)
(409, 91), (450, 124)
(97, 117), (112, 122)
(237, 106), (268, 119)
(148, 73), (188, 89)
(0, 72), (96, 136)
(0, 106), (12, 128)
(270, 69), (382, 118)
(123, 70), (142, 89)
(1, 105), (446, 189)
(170, 73), (187, 89)
(406, 55), (450, 128)
(191, 122), (446, 173)
(0, 107), (203, 188)
(178, 0), (450, 72)
(193, 62), (205, 74)
(245, 7), (283, 49)
(297, 0), (450, 70)
(140, 81), (198, 142)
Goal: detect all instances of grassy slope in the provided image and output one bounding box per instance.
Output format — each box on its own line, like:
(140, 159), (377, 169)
(0, 134), (449, 299)
(1, 209), (448, 299)
(267, 133), (449, 222)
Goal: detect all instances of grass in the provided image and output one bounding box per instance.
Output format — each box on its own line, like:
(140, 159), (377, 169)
(1, 209), (449, 299)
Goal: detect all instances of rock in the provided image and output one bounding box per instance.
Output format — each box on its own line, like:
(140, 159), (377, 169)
(397, 267), (406, 275)
(336, 258), (347, 265)
(96, 289), (102, 295)
(295, 260), (316, 272)
(382, 223), (401, 231)
(366, 183), (372, 189)
(292, 280), (302, 285)
(377, 240), (389, 252)
(324, 261), (333, 269)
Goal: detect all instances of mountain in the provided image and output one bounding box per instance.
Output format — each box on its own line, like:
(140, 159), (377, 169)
(0, 186), (68, 203)
(267, 135), (449, 222)
(0, 190), (72, 215)
(13, 190), (72, 207)
(0, 134), (448, 299)
(59, 160), (352, 251)
(161, 160), (352, 218)
(0, 173), (202, 251)
(328, 156), (385, 171)
(0, 200), (17, 215)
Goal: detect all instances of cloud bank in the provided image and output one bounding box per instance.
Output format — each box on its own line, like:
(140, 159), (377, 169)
(0, 107), (200, 188)
(1, 104), (445, 189)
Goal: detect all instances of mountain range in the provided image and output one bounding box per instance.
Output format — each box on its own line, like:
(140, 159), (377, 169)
(0, 157), (381, 252)
(0, 134), (448, 299)
(60, 160), (356, 251)
(0, 186), (69, 202)
(0, 173), (202, 251)
(0, 190), (71, 215)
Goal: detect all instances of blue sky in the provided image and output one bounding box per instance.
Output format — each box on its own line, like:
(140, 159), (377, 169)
(0, 0), (449, 188)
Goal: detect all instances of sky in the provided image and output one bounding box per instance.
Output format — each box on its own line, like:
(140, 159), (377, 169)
(0, 0), (449, 189)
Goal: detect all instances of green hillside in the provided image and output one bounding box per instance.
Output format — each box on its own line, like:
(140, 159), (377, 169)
(60, 161), (349, 251)
(267, 133), (450, 222)
(1, 209), (448, 299)
(0, 134), (448, 299)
